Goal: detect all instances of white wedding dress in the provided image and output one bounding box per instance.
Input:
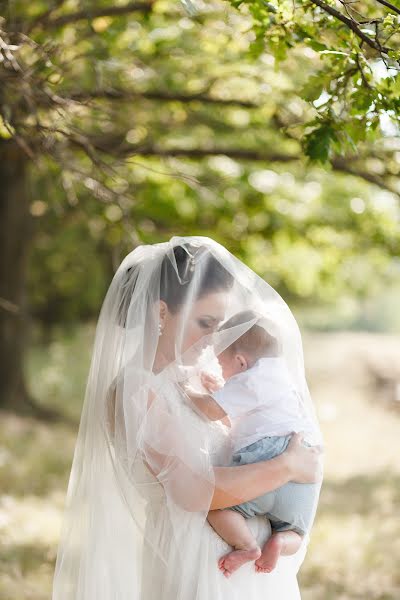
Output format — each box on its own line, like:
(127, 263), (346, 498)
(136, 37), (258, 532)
(134, 384), (308, 600)
(52, 237), (319, 600)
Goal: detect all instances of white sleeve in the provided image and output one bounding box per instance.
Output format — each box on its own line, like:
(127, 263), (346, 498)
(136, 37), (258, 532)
(211, 377), (258, 420)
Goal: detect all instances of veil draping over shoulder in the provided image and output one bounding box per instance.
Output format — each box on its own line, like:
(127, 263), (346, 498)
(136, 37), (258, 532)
(52, 236), (322, 600)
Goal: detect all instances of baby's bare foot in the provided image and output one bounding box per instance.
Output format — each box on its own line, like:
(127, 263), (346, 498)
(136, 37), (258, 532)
(218, 546), (261, 578)
(255, 534), (283, 573)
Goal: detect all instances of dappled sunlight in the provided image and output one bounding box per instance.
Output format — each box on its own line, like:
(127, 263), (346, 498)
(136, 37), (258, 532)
(1, 328), (399, 598)
(297, 332), (400, 599)
(0, 493), (64, 548)
(304, 332), (400, 479)
(0, 485), (66, 598)
(0, 414), (74, 600)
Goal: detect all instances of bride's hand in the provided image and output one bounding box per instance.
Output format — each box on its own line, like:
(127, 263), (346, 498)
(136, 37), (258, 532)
(284, 432), (323, 484)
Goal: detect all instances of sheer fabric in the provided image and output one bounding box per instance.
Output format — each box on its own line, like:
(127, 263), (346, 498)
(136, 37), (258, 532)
(52, 236), (322, 599)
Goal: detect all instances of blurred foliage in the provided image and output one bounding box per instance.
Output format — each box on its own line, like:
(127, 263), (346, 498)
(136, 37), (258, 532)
(0, 0), (399, 325)
(27, 157), (400, 328)
(226, 0), (400, 160)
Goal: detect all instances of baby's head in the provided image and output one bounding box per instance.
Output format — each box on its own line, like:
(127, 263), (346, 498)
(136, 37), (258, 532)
(217, 310), (279, 380)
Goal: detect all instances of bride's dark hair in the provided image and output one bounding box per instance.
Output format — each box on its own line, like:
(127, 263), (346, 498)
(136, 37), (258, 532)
(117, 243), (233, 327)
(159, 243), (234, 314)
(108, 242), (234, 436)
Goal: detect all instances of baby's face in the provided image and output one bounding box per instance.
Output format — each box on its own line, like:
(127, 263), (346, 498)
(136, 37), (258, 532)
(217, 350), (247, 380)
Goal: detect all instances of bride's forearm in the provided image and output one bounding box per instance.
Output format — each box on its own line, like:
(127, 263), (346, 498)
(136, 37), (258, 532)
(141, 448), (290, 512)
(211, 455), (291, 510)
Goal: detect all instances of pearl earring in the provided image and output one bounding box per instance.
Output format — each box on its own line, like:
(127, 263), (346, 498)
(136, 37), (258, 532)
(158, 323), (163, 336)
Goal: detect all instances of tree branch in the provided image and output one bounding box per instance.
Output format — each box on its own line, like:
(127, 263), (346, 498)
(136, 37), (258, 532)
(90, 138), (298, 163)
(0, 297), (20, 314)
(10, 2), (155, 32)
(331, 156), (399, 196)
(25, 0), (68, 33)
(309, 0), (391, 54)
(48, 2), (155, 28)
(375, 0), (400, 16)
(70, 134), (400, 196)
(28, 122), (400, 199)
(272, 111), (399, 196)
(62, 88), (259, 108)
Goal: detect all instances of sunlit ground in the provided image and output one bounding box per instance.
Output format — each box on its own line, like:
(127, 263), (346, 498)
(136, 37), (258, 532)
(0, 326), (399, 599)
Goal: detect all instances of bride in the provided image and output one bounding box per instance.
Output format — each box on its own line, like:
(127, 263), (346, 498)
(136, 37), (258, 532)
(52, 236), (323, 600)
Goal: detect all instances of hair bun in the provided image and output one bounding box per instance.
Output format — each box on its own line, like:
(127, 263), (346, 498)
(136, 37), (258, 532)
(174, 245), (191, 265)
(173, 244), (196, 281)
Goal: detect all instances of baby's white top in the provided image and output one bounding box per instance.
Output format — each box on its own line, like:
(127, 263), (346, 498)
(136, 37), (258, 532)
(212, 356), (313, 453)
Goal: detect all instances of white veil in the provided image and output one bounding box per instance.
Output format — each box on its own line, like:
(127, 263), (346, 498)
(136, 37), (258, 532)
(52, 235), (322, 600)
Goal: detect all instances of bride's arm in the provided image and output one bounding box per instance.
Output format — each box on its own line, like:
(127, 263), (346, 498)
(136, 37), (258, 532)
(142, 430), (321, 512)
(111, 387), (322, 512)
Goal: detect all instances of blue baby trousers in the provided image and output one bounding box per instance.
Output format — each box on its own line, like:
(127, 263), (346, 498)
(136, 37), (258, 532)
(229, 434), (320, 536)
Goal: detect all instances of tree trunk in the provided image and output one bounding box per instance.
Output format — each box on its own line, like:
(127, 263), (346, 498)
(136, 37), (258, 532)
(0, 140), (33, 408)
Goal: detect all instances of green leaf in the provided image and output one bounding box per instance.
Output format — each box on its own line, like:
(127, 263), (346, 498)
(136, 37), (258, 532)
(303, 123), (337, 162)
(300, 74), (325, 102)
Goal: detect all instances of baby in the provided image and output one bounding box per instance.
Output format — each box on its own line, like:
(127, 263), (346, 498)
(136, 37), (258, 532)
(185, 310), (320, 578)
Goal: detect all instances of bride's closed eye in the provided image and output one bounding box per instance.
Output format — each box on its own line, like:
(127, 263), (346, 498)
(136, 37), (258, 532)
(197, 318), (215, 330)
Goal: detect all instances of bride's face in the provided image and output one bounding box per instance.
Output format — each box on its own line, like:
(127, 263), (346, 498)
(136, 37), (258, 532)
(159, 291), (228, 361)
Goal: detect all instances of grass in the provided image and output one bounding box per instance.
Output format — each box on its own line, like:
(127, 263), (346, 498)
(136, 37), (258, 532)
(0, 326), (399, 599)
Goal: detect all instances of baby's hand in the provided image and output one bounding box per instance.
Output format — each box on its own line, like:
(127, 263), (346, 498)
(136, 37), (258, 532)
(200, 371), (224, 393)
